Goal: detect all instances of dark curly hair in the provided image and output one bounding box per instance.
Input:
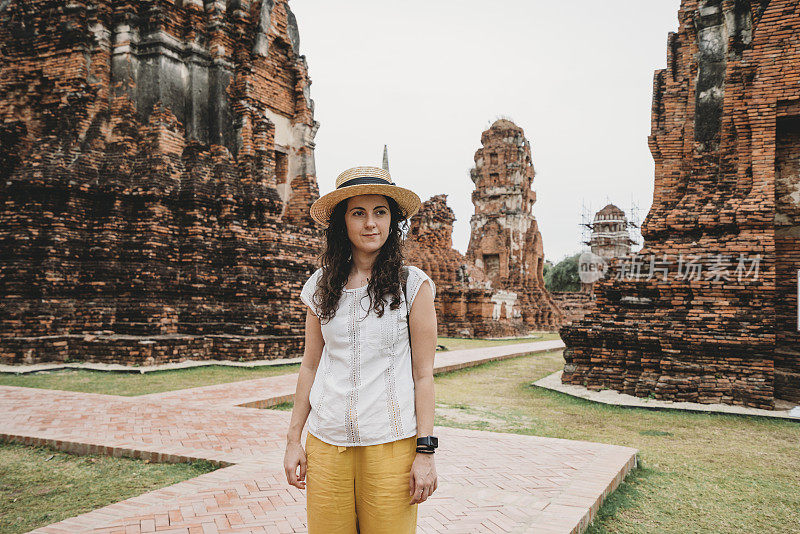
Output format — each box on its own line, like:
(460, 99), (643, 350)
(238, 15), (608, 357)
(313, 195), (409, 323)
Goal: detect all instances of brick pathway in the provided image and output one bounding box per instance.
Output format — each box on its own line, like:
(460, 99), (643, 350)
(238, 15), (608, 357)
(0, 340), (637, 534)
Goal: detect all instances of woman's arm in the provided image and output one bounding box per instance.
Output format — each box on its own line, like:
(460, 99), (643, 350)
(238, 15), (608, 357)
(408, 279), (438, 504)
(284, 308), (325, 489)
(410, 279), (437, 436)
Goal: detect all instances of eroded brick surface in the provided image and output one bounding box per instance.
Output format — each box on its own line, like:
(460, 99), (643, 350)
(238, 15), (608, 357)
(561, 0), (800, 408)
(0, 0), (321, 365)
(467, 120), (562, 330)
(405, 121), (563, 337)
(404, 195), (504, 337)
(551, 292), (595, 326)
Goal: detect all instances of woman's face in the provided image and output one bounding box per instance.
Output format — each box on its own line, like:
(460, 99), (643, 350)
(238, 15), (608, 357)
(344, 194), (391, 255)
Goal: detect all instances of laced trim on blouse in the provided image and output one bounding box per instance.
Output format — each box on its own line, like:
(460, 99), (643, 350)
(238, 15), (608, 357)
(383, 299), (404, 440)
(345, 289), (362, 444)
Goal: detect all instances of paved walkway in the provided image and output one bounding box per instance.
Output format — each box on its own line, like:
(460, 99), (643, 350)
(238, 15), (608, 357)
(1, 340), (638, 534)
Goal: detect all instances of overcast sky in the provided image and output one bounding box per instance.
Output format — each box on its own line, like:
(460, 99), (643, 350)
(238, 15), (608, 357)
(290, 0), (683, 263)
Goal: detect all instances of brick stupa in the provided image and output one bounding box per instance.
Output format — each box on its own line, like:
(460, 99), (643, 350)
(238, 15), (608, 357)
(0, 0), (321, 364)
(466, 120), (562, 330)
(561, 0), (800, 409)
(405, 120), (563, 336)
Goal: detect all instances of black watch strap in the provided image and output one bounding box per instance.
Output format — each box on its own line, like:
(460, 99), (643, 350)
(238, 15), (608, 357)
(416, 436), (438, 449)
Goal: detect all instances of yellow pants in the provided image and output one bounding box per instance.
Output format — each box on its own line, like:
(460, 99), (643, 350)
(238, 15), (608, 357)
(305, 432), (418, 534)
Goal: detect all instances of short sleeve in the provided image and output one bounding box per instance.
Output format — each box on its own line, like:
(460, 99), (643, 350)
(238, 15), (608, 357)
(300, 268), (322, 316)
(405, 266), (436, 310)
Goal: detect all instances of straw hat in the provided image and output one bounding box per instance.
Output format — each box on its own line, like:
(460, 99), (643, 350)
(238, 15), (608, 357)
(309, 166), (421, 226)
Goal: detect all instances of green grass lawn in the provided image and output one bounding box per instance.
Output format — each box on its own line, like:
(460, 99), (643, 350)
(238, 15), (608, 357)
(0, 442), (217, 534)
(437, 331), (560, 351)
(433, 350), (800, 534)
(0, 363), (302, 397)
(0, 335), (556, 396)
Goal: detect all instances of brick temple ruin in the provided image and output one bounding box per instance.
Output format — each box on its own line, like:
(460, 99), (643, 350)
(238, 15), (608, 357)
(555, 203), (636, 324)
(588, 204), (635, 261)
(0, 0), (321, 365)
(561, 0), (800, 408)
(404, 195), (503, 337)
(405, 119), (563, 336)
(574, 203), (638, 294)
(467, 120), (562, 328)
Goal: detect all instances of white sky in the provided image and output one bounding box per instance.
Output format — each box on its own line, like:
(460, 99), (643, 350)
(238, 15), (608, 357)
(290, 0), (683, 263)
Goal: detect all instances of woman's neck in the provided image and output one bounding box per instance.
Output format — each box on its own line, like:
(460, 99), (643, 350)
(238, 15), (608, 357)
(350, 248), (378, 277)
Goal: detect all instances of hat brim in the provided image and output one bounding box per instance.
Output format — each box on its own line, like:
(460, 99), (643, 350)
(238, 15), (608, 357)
(310, 184), (421, 227)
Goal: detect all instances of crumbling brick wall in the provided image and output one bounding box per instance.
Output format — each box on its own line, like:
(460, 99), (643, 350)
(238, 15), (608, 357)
(404, 194), (523, 337)
(561, 0), (800, 408)
(404, 120), (566, 337)
(775, 111), (800, 401)
(551, 292), (595, 326)
(466, 120), (563, 330)
(0, 0), (321, 365)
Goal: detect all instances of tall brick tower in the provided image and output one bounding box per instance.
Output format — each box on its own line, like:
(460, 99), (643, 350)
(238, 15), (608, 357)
(0, 0), (321, 364)
(466, 119), (562, 329)
(561, 0), (800, 409)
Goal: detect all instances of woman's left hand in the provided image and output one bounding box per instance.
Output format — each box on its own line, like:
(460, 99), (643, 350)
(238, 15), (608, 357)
(409, 453), (438, 504)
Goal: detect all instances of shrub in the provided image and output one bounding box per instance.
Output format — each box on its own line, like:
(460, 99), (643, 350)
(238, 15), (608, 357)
(544, 252), (581, 292)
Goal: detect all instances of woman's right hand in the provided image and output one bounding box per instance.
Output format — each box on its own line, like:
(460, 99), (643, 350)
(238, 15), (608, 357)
(284, 441), (307, 489)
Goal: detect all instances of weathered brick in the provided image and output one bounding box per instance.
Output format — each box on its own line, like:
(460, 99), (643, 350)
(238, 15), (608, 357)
(561, 0), (800, 409)
(0, 0), (321, 365)
(405, 120), (563, 336)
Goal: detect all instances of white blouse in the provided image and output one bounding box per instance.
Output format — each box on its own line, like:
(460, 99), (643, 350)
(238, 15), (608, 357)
(300, 265), (436, 447)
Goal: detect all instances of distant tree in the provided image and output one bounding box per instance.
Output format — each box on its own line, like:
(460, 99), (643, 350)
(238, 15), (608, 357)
(544, 253), (581, 292)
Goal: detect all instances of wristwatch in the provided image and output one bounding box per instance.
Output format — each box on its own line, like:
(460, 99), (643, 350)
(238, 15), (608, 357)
(416, 436), (438, 454)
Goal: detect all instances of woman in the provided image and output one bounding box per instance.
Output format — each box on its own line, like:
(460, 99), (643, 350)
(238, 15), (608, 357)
(283, 166), (439, 533)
